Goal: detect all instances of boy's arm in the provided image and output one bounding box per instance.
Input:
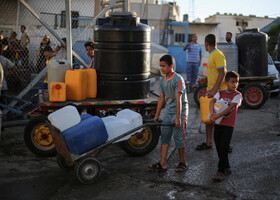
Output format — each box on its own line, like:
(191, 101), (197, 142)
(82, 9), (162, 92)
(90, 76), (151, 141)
(174, 92), (182, 127)
(208, 68), (225, 97)
(209, 98), (217, 116)
(211, 103), (238, 120)
(154, 93), (165, 122)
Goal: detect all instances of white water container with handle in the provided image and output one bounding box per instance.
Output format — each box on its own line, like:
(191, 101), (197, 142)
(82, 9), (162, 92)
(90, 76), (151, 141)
(116, 109), (143, 135)
(48, 59), (71, 91)
(208, 99), (228, 124)
(48, 105), (81, 132)
(101, 116), (131, 143)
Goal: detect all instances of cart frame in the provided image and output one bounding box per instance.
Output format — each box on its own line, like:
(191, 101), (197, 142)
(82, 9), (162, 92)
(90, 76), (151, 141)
(48, 121), (174, 184)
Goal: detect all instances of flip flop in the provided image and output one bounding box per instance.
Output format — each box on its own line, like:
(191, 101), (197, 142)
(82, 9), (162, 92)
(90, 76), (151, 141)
(148, 162), (167, 172)
(175, 162), (188, 172)
(196, 142), (212, 150)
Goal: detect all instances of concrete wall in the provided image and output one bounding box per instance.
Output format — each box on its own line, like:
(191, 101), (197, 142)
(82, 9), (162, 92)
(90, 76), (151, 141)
(188, 24), (218, 44)
(205, 14), (275, 43)
(130, 2), (179, 21)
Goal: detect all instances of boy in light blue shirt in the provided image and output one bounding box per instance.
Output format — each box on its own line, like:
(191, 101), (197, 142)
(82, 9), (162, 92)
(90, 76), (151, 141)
(149, 54), (189, 172)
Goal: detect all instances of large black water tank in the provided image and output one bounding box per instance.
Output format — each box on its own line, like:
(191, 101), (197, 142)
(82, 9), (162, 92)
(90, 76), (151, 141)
(94, 12), (151, 100)
(236, 28), (268, 77)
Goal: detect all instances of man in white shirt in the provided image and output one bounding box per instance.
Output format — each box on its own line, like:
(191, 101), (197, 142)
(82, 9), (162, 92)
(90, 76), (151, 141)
(19, 25), (30, 68)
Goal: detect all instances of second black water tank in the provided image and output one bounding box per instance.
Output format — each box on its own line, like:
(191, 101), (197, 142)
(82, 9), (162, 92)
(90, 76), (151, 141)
(236, 28), (268, 77)
(94, 12), (151, 100)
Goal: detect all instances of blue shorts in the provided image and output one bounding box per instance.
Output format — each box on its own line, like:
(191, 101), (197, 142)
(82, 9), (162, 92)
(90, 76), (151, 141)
(161, 113), (187, 148)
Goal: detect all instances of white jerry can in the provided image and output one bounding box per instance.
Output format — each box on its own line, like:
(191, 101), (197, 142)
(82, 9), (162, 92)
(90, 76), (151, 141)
(208, 99), (229, 124)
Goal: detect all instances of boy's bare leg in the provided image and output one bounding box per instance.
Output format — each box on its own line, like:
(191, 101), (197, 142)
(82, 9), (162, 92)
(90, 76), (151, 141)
(206, 124), (213, 146)
(175, 148), (188, 172)
(160, 144), (169, 169)
(178, 148), (186, 164)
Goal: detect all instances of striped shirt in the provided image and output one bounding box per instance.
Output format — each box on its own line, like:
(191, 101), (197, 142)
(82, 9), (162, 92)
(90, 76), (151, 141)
(186, 42), (202, 62)
(159, 72), (188, 115)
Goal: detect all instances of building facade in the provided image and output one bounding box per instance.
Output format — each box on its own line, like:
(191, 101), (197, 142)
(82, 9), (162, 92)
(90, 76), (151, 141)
(205, 13), (275, 42)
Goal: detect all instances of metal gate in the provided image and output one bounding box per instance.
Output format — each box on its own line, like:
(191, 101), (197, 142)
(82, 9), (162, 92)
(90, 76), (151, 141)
(167, 22), (188, 73)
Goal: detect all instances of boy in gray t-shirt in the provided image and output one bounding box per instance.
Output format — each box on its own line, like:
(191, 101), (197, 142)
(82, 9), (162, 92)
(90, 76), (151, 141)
(149, 54), (189, 172)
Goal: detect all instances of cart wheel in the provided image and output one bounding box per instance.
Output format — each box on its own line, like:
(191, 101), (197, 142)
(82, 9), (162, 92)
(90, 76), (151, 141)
(194, 84), (207, 107)
(56, 153), (75, 171)
(24, 115), (57, 157)
(120, 126), (160, 156)
(75, 157), (101, 184)
(242, 83), (267, 109)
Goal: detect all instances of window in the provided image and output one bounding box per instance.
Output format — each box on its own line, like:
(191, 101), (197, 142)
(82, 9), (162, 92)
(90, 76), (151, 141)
(236, 20), (248, 27)
(175, 33), (185, 43)
(242, 22), (248, 27)
(61, 11), (79, 29)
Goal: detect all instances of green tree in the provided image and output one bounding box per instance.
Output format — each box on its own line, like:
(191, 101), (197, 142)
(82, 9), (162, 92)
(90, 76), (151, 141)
(267, 24), (280, 60)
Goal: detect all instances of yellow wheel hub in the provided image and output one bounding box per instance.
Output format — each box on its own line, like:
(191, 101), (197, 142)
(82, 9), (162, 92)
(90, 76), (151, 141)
(128, 127), (152, 149)
(32, 123), (54, 150)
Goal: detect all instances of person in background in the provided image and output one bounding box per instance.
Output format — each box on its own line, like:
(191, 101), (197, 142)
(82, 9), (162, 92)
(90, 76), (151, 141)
(149, 54), (189, 172)
(44, 45), (55, 65)
(37, 35), (50, 73)
(209, 71), (242, 181)
(54, 38), (67, 60)
(196, 34), (227, 151)
(40, 45), (54, 90)
(183, 34), (202, 90)
(0, 32), (9, 58)
(19, 25), (30, 69)
(8, 31), (20, 62)
(0, 55), (17, 103)
(226, 32), (235, 45)
(85, 41), (94, 68)
(0, 32), (5, 53)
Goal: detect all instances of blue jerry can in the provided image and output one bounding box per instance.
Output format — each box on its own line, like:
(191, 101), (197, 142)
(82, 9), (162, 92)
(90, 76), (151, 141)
(62, 116), (108, 155)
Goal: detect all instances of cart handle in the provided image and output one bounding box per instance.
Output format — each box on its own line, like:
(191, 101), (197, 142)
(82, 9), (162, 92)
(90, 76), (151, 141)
(102, 122), (175, 146)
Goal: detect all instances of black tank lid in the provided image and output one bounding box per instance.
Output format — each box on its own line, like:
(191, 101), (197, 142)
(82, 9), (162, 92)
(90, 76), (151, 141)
(244, 28), (260, 32)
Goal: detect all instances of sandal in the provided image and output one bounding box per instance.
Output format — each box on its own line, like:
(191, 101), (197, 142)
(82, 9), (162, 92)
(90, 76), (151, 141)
(196, 142), (212, 150)
(175, 162), (188, 172)
(148, 162), (167, 172)
(212, 171), (225, 181)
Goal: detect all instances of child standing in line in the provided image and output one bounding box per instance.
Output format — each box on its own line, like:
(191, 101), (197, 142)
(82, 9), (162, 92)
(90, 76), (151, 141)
(149, 54), (189, 172)
(209, 71), (242, 181)
(40, 45), (54, 90)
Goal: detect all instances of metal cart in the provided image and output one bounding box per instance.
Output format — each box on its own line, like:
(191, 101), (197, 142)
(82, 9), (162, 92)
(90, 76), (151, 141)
(48, 121), (174, 184)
